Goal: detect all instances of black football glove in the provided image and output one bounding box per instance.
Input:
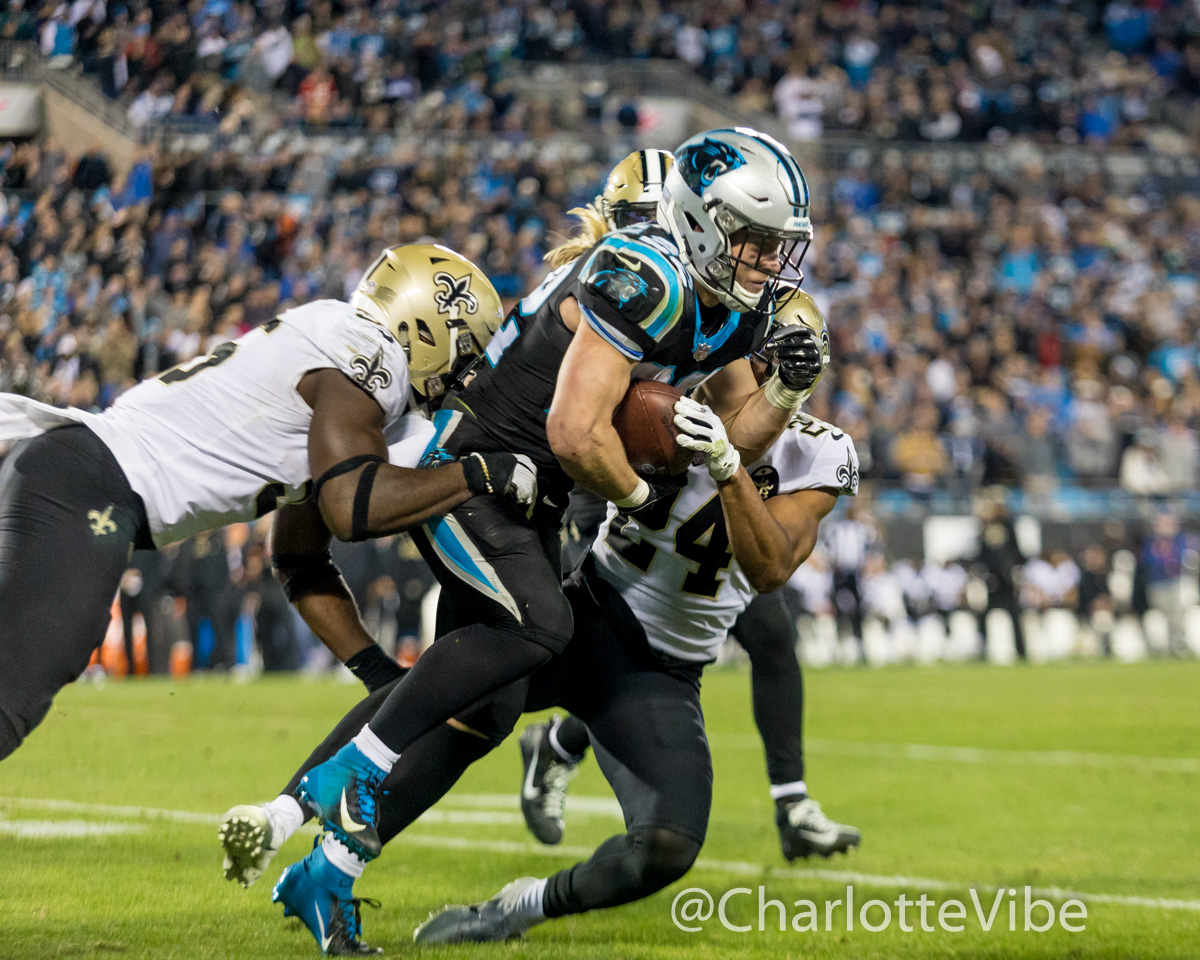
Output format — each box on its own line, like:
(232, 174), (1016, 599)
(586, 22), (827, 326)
(764, 324), (823, 393)
(461, 452), (538, 509)
(626, 471), (690, 518)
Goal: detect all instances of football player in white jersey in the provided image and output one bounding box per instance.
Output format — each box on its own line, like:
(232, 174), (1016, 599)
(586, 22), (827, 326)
(218, 293), (855, 954)
(0, 243), (536, 762)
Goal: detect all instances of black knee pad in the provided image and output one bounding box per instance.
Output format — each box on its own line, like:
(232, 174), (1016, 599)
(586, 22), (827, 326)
(630, 826), (702, 893)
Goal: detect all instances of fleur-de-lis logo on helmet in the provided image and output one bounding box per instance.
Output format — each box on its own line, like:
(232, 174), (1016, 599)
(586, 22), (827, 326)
(433, 271), (478, 320)
(349, 347), (393, 392)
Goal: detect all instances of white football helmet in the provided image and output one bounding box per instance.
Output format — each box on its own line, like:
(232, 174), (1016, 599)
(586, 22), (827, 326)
(658, 127), (812, 312)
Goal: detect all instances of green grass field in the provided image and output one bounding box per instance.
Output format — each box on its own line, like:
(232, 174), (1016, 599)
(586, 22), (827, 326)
(2, 660), (1199, 960)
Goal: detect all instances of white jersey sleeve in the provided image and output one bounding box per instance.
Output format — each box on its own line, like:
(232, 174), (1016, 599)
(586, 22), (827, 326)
(84, 300), (410, 546)
(592, 415), (858, 663)
(750, 412), (859, 498)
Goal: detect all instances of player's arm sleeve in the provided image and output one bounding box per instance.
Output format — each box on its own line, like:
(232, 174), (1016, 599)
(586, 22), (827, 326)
(312, 311), (411, 429)
(573, 239), (684, 361)
(779, 430), (860, 497)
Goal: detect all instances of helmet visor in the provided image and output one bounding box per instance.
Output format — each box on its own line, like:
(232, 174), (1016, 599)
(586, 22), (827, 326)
(609, 201), (659, 229)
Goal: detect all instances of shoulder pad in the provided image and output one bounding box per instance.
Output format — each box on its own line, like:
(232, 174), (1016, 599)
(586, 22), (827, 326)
(576, 236), (685, 351)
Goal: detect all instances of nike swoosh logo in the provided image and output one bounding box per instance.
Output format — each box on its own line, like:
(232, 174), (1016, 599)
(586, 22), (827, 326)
(522, 741), (541, 801)
(614, 253), (642, 272)
(340, 789), (367, 834)
(316, 901), (333, 953)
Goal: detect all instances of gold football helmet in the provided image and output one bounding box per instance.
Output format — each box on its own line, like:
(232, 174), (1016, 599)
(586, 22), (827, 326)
(759, 289), (831, 405)
(600, 148), (675, 230)
(351, 243), (503, 397)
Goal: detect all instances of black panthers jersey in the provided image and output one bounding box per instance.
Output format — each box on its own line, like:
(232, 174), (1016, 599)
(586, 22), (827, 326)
(431, 223), (771, 499)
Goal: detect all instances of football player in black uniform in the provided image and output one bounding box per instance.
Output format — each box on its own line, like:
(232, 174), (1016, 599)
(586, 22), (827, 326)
(534, 149), (860, 863)
(295, 128), (827, 871)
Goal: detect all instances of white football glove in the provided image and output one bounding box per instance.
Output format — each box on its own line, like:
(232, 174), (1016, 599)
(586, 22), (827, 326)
(508, 453), (539, 510)
(673, 396), (740, 482)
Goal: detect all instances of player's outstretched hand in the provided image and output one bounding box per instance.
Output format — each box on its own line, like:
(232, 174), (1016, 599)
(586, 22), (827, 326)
(462, 452), (539, 510)
(673, 396), (741, 482)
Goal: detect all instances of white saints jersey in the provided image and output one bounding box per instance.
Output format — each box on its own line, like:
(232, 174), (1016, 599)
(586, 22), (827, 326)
(593, 413), (859, 663)
(84, 300), (409, 546)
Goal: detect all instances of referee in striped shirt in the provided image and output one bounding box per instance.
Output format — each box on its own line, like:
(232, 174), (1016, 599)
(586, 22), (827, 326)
(822, 504), (876, 662)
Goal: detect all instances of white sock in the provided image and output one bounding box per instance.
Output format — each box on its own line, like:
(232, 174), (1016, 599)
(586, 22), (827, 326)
(351, 725), (400, 774)
(322, 835), (366, 880)
(547, 721), (578, 764)
(770, 780), (807, 802)
(514, 877), (547, 922)
(264, 794), (305, 846)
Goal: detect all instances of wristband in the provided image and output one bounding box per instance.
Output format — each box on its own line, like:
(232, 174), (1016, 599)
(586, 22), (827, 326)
(613, 478), (650, 510)
(461, 452), (495, 495)
(765, 372), (805, 411)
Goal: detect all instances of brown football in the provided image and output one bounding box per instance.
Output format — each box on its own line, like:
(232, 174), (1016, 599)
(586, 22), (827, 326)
(612, 379), (695, 478)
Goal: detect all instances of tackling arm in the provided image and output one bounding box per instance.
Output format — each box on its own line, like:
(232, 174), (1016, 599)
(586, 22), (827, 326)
(718, 470), (838, 594)
(301, 368), (476, 542)
(546, 310), (642, 503)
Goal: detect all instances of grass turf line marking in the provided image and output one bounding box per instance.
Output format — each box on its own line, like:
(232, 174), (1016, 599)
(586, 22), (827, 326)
(4, 796), (1198, 913)
(395, 834), (1200, 913)
(709, 736), (1200, 774)
(0, 797), (560, 830)
(0, 819), (147, 838)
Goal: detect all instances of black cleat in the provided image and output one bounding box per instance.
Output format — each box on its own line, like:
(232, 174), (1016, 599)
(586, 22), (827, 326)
(518, 719), (578, 845)
(777, 797), (861, 860)
(413, 877), (542, 944)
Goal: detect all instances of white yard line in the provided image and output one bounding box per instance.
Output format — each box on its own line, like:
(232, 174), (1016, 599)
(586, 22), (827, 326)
(3, 795), (1197, 912)
(396, 834), (1200, 913)
(709, 736), (1200, 774)
(0, 818), (146, 838)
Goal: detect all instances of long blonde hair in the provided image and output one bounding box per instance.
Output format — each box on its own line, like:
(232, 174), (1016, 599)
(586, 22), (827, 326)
(544, 199), (610, 268)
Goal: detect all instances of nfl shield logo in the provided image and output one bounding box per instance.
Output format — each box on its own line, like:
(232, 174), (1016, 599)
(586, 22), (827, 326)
(693, 342), (712, 361)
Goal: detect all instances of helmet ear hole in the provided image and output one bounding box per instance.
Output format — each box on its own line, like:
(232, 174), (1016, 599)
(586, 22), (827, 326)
(415, 318), (437, 346)
(684, 210), (705, 234)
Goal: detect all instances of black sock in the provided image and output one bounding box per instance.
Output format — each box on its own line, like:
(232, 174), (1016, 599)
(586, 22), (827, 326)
(550, 714), (591, 761)
(367, 623), (552, 754)
(345, 645), (406, 693)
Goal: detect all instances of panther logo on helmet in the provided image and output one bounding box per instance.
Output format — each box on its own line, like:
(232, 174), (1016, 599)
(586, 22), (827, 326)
(433, 272), (479, 320)
(676, 137), (746, 191)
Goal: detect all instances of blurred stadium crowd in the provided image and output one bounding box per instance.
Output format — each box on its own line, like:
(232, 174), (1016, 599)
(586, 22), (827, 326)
(2, 0), (1199, 672)
(4, 137), (1198, 497)
(7, 0), (1200, 143)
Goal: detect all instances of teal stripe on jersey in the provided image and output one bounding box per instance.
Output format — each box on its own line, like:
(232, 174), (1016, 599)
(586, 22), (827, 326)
(601, 236), (684, 341)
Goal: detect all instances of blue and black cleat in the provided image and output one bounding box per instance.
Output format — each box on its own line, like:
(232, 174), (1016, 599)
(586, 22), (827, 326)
(296, 743), (385, 861)
(273, 840), (382, 956)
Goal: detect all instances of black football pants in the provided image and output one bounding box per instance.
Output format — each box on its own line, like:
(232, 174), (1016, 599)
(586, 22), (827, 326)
(0, 426), (153, 760)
